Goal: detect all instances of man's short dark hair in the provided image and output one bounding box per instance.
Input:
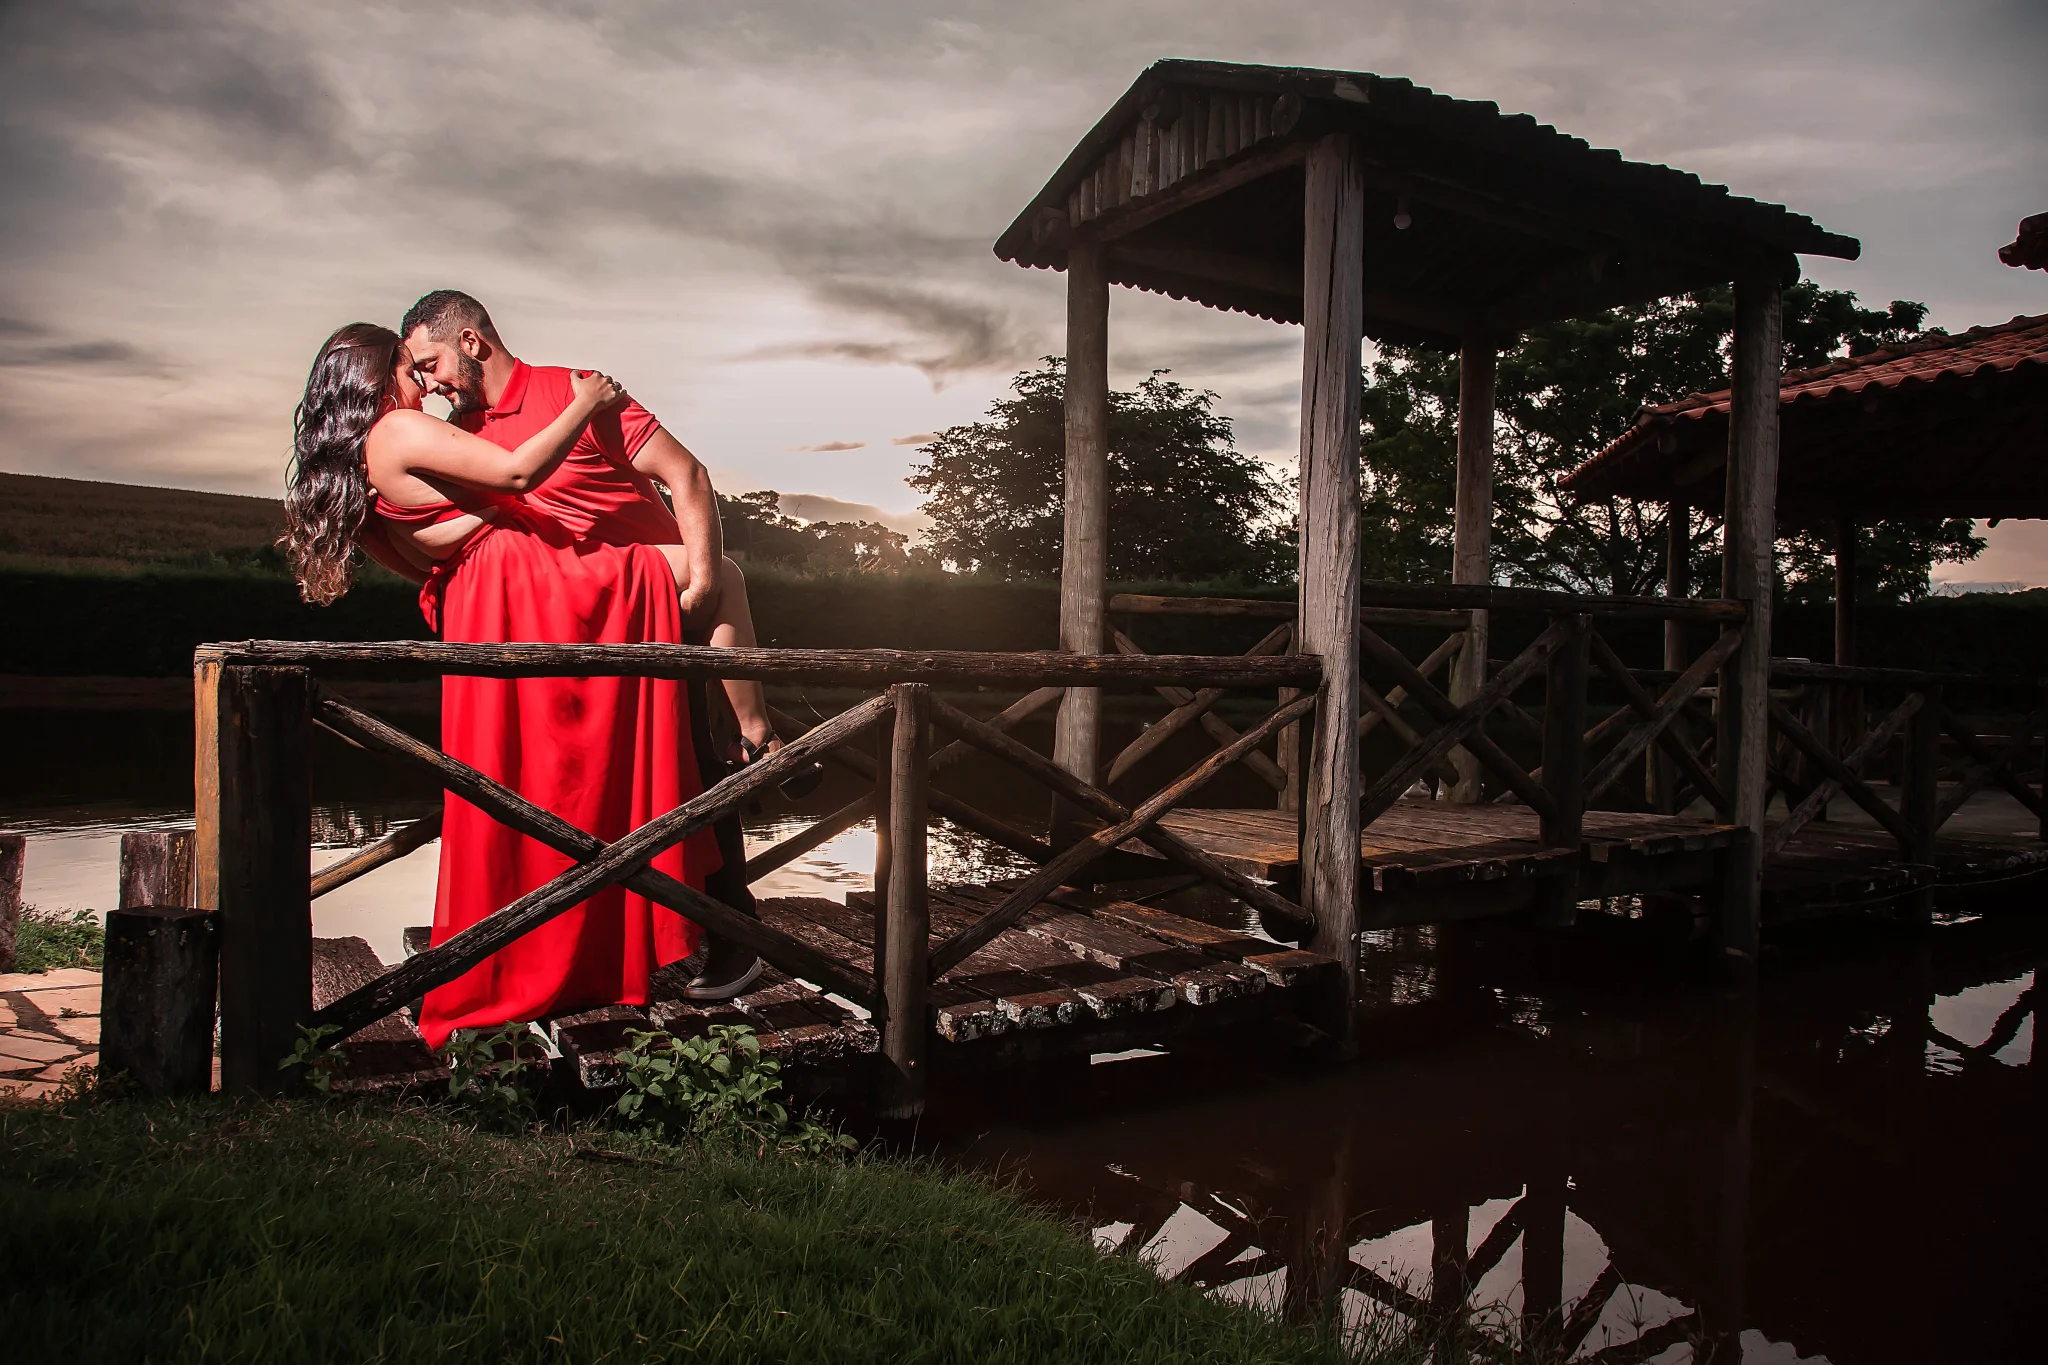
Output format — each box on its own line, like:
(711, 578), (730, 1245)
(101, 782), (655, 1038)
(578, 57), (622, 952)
(401, 290), (500, 345)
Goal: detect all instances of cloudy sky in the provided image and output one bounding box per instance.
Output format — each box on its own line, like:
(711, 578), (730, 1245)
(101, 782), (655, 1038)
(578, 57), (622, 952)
(2, 2), (2043, 568)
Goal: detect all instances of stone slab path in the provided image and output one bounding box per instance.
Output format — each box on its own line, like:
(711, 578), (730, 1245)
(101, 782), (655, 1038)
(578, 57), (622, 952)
(0, 968), (101, 1101)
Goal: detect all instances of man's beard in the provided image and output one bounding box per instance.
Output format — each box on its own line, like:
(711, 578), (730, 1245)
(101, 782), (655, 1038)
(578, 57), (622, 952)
(445, 353), (487, 414)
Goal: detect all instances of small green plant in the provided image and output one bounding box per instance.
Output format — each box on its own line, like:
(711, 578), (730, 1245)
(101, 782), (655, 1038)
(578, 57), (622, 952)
(281, 1023), (345, 1093)
(9, 906), (102, 973)
(440, 1023), (545, 1128)
(611, 1025), (852, 1156)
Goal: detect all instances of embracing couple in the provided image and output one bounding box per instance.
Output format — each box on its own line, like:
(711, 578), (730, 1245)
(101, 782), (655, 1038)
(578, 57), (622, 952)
(283, 291), (816, 1047)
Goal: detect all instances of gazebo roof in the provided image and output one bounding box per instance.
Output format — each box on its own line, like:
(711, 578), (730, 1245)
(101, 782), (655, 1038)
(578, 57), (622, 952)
(2001, 213), (2048, 271)
(995, 60), (1859, 348)
(1560, 314), (2048, 523)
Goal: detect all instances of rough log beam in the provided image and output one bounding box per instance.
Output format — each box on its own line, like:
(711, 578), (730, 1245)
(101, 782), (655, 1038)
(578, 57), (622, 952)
(1934, 711), (2040, 829)
(1356, 626), (1555, 818)
(310, 811), (444, 900)
(1939, 711), (2048, 822)
(1357, 619), (1570, 829)
(1344, 582), (1747, 622)
(926, 696), (1316, 940)
(927, 692), (1320, 980)
(1763, 694), (1921, 855)
(310, 690), (887, 1036)
(197, 641), (1322, 691)
(1109, 593), (1469, 630)
(1106, 623), (1293, 785)
(1356, 633), (1463, 742)
(1769, 699), (1925, 859)
(1110, 628), (1289, 789)
(1581, 630), (1741, 810)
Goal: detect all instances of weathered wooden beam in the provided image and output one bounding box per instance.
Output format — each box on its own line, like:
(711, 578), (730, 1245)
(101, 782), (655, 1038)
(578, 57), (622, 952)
(1448, 335), (1497, 804)
(1110, 628), (1289, 790)
(1717, 271), (1784, 964)
(1583, 629), (1741, 811)
(1834, 518), (1858, 668)
(1356, 618), (1569, 830)
(744, 794), (872, 882)
(1106, 622), (1293, 784)
(1938, 711), (2048, 822)
(197, 640), (1321, 690)
(1056, 236), (1112, 792)
(1904, 685), (1942, 876)
(1356, 633), (1463, 742)
(928, 692), (1319, 980)
(309, 690), (887, 1036)
(309, 812), (442, 900)
(100, 907), (219, 1096)
(1295, 130), (1367, 1042)
(926, 695), (1315, 940)
(119, 830), (195, 909)
(878, 683), (930, 1118)
(1348, 581), (1748, 623)
(1763, 694), (1919, 853)
(1934, 711), (2036, 829)
(1654, 502), (1693, 813)
(1535, 615), (1591, 927)
(1090, 136), (1307, 242)
(1108, 593), (1469, 630)
(198, 663), (312, 1095)
(0, 832), (20, 972)
(1356, 626), (1555, 818)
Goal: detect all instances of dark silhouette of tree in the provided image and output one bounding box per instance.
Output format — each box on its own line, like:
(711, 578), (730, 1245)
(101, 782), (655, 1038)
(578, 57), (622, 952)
(906, 359), (1291, 583)
(1359, 282), (1982, 600)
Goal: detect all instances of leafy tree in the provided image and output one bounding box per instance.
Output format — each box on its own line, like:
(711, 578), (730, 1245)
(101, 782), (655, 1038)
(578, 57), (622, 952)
(1359, 282), (1982, 600)
(906, 359), (1292, 583)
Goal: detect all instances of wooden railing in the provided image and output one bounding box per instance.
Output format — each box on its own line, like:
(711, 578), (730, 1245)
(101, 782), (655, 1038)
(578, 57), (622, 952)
(194, 640), (1321, 1108)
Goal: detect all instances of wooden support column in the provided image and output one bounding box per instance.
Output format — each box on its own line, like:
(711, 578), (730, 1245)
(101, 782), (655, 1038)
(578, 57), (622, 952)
(1297, 132), (1365, 1041)
(196, 663), (312, 1094)
(1715, 272), (1783, 966)
(1833, 518), (1858, 668)
(877, 684), (929, 1119)
(101, 907), (219, 1096)
(1651, 504), (1691, 814)
(120, 829), (195, 909)
(1448, 336), (1497, 803)
(0, 832), (22, 973)
(1903, 684), (1941, 923)
(1536, 614), (1591, 927)
(1053, 235), (1111, 808)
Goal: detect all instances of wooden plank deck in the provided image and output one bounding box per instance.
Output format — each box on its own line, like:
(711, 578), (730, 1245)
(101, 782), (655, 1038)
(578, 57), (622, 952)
(337, 891), (1340, 1090)
(1152, 799), (2048, 922)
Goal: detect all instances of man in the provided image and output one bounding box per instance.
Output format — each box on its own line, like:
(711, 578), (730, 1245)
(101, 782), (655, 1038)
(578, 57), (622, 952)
(400, 289), (797, 1001)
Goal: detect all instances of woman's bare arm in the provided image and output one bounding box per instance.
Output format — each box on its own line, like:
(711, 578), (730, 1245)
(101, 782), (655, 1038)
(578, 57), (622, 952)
(367, 370), (624, 496)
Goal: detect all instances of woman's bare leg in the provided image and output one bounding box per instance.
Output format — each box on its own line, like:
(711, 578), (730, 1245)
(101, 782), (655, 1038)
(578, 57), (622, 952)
(701, 557), (778, 753)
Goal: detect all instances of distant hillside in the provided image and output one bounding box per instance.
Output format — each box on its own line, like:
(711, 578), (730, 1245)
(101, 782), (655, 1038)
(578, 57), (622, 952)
(0, 471), (287, 574)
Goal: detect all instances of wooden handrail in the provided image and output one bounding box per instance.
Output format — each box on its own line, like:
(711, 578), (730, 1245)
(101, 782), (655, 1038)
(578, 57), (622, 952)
(310, 810), (442, 899)
(196, 641), (1321, 690)
(1109, 593), (1471, 630)
(1109, 585), (1746, 623)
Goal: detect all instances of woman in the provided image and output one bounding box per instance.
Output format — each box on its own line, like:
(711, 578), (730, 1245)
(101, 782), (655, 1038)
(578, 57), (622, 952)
(283, 322), (722, 1048)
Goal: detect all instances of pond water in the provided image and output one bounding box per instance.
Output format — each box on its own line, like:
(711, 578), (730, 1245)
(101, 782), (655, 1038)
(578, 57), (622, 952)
(5, 703), (2045, 1363)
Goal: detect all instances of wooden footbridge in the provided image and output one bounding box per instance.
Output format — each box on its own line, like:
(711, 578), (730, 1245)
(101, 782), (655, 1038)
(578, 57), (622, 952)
(148, 64), (2045, 1111)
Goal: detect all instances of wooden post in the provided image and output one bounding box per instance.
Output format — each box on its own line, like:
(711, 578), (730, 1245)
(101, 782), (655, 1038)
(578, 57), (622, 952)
(0, 832), (22, 973)
(878, 683), (930, 1119)
(1053, 235), (1111, 812)
(1277, 685), (1303, 813)
(195, 663), (312, 1094)
(1448, 336), (1497, 804)
(1652, 504), (1691, 814)
(1833, 518), (1858, 668)
(871, 712), (893, 968)
(1904, 684), (1941, 923)
(100, 907), (219, 1096)
(1537, 615), (1591, 927)
(1297, 132), (1365, 1041)
(119, 829), (195, 909)
(1521, 1167), (1568, 1341)
(1715, 272), (1783, 966)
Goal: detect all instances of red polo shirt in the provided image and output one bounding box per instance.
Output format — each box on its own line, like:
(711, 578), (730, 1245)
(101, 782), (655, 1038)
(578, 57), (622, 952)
(459, 359), (679, 546)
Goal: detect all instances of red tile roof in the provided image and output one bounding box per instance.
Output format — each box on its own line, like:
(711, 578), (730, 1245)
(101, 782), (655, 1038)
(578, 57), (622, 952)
(2001, 213), (2048, 271)
(1561, 314), (2048, 519)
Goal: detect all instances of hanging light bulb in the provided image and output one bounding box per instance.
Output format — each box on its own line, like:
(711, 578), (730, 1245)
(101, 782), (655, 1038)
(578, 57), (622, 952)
(1393, 195), (1413, 230)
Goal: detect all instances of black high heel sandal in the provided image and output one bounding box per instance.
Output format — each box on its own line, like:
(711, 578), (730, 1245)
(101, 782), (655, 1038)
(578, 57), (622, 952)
(737, 733), (825, 801)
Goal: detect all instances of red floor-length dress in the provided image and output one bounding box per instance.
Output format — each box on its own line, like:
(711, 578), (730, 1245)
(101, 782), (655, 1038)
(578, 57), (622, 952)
(377, 496), (720, 1049)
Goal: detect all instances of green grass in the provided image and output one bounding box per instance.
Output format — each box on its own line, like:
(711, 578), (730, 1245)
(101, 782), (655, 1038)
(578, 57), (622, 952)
(7, 906), (101, 973)
(0, 1093), (1362, 1364)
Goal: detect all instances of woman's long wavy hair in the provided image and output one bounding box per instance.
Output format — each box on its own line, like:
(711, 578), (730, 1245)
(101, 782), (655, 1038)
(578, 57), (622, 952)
(284, 322), (400, 604)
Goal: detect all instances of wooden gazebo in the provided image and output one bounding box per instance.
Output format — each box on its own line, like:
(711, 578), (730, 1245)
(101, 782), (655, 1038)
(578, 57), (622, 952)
(995, 60), (1861, 990)
(1562, 313), (2048, 666)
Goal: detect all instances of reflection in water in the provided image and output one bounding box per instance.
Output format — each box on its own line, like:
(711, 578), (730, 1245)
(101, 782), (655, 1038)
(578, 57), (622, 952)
(940, 920), (2047, 1364)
